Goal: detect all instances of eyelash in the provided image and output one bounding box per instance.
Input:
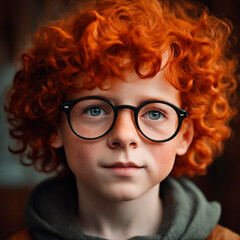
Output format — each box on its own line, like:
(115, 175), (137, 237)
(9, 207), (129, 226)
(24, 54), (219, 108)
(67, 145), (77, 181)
(142, 110), (166, 120)
(83, 106), (107, 117)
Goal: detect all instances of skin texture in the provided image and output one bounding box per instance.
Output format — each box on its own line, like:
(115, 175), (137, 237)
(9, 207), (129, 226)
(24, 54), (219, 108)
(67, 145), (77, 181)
(6, 0), (236, 178)
(51, 66), (193, 239)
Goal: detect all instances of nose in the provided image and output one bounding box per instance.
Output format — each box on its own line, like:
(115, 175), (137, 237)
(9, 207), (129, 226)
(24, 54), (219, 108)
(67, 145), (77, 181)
(107, 109), (140, 149)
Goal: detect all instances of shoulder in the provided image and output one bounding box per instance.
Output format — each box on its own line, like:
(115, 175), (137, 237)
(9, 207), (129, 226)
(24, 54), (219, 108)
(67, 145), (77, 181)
(8, 228), (32, 240)
(207, 225), (240, 240)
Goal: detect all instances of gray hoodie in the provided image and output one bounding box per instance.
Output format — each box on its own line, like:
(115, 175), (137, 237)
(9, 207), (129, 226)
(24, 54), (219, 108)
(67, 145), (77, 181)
(25, 175), (220, 240)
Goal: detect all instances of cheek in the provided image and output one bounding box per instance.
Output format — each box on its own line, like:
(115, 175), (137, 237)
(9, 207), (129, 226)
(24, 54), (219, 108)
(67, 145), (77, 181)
(63, 135), (98, 171)
(148, 142), (178, 179)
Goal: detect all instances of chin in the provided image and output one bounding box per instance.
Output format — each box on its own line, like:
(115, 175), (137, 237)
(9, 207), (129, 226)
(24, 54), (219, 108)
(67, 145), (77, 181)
(101, 187), (145, 203)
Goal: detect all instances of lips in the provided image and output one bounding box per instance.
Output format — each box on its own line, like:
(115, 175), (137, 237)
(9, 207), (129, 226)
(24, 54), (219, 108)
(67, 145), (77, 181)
(103, 162), (144, 175)
(103, 161), (143, 168)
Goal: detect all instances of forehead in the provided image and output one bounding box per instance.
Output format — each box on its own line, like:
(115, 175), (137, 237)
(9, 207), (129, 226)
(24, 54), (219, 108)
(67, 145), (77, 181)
(71, 68), (181, 107)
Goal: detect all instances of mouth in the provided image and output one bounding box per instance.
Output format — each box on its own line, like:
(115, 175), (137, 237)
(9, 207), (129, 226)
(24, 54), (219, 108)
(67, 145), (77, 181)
(103, 161), (143, 168)
(103, 162), (144, 175)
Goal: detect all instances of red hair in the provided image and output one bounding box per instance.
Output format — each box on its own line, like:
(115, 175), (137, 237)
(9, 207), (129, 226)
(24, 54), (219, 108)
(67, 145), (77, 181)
(5, 0), (238, 176)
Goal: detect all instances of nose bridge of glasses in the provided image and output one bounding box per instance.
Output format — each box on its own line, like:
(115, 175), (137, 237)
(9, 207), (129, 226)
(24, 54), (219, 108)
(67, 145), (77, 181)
(113, 105), (138, 126)
(115, 104), (138, 112)
(115, 105), (139, 119)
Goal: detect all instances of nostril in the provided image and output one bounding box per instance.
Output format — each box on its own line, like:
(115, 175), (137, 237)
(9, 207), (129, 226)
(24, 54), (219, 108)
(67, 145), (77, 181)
(110, 141), (123, 148)
(109, 140), (138, 149)
(113, 141), (120, 146)
(130, 141), (137, 146)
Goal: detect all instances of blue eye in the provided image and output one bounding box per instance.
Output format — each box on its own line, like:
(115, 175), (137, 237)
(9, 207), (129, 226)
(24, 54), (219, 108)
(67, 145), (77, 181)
(84, 107), (106, 117)
(143, 110), (165, 120)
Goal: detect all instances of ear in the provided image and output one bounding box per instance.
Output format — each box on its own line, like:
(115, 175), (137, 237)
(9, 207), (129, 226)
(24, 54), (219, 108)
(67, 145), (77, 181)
(176, 119), (194, 156)
(50, 127), (64, 149)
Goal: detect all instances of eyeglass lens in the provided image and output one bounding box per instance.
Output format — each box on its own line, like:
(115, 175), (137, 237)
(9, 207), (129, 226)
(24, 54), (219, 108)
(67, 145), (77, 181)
(69, 99), (179, 141)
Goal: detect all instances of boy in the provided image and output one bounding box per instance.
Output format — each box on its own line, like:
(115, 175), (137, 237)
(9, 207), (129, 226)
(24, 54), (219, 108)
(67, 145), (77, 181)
(5, 0), (240, 239)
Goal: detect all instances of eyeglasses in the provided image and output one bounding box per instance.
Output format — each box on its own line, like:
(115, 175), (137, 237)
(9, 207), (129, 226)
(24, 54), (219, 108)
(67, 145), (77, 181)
(59, 96), (189, 142)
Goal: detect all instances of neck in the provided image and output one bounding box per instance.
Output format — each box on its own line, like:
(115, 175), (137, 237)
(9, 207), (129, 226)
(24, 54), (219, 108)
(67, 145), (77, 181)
(76, 181), (163, 240)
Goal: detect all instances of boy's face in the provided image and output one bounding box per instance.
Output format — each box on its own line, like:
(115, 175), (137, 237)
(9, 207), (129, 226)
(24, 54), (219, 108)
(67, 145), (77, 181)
(52, 67), (193, 202)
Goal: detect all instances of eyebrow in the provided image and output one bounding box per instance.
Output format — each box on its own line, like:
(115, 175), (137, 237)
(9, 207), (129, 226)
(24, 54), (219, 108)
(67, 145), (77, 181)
(73, 94), (177, 107)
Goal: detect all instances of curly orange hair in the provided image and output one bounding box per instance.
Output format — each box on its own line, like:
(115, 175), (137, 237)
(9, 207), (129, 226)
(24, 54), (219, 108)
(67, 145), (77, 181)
(5, 0), (238, 176)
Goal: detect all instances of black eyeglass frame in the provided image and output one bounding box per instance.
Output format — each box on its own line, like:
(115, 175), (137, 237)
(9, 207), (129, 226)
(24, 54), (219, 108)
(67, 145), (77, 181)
(59, 96), (189, 142)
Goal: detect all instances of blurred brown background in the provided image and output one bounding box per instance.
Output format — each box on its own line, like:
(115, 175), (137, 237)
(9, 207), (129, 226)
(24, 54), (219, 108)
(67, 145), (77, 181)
(0, 0), (239, 239)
